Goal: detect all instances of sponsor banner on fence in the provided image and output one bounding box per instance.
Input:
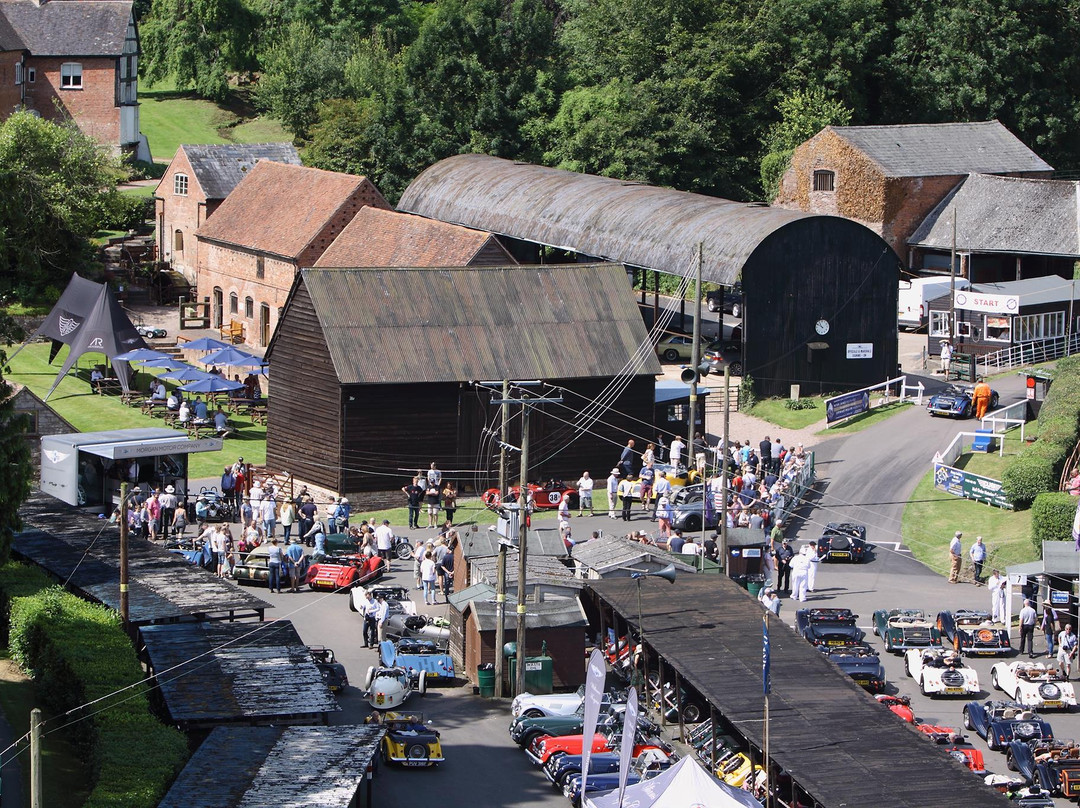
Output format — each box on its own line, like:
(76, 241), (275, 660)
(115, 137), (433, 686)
(933, 463), (1012, 509)
(825, 390), (870, 423)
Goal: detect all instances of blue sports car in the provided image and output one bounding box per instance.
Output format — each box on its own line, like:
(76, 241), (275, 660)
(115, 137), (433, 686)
(962, 699), (1052, 751)
(926, 384), (999, 418)
(379, 639), (455, 684)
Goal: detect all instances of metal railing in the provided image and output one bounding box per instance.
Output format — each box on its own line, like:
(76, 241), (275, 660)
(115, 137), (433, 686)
(978, 333), (1080, 371)
(980, 400), (1027, 441)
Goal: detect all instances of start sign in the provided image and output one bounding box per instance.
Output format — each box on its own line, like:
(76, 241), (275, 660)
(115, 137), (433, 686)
(1027, 375), (1037, 400)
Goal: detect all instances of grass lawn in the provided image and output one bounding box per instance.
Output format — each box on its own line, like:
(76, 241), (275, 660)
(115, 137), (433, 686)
(902, 468), (1035, 577)
(816, 401), (913, 435)
(4, 343), (265, 479)
(0, 651), (91, 808)
(749, 398), (825, 430)
(361, 493), (621, 529)
(118, 184), (156, 198)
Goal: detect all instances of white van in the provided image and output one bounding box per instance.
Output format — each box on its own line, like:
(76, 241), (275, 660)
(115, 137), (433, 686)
(897, 276), (970, 330)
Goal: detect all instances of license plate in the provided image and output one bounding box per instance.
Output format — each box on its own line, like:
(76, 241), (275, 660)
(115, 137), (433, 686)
(1044, 700), (1062, 707)
(944, 688), (963, 694)
(831, 552), (851, 559)
(826, 640), (846, 646)
(403, 761), (428, 767)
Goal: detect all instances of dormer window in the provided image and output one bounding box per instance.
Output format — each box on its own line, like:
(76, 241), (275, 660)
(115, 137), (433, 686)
(813, 170), (835, 192)
(174, 173), (188, 196)
(60, 63), (82, 89)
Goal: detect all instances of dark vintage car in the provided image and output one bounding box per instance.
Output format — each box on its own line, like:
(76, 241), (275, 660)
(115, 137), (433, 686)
(670, 493), (721, 533)
(703, 341), (743, 377)
(706, 283), (742, 317)
(511, 706), (592, 749)
(483, 481), (578, 510)
(1006, 739), (1080, 799)
(817, 522), (868, 563)
(544, 737), (668, 787)
(795, 608), (865, 647)
(821, 643), (886, 693)
(927, 384), (1000, 418)
(561, 753), (672, 805)
(937, 610), (1012, 656)
(368, 711), (444, 767)
(872, 608), (941, 653)
(962, 699), (1053, 751)
(309, 646), (348, 692)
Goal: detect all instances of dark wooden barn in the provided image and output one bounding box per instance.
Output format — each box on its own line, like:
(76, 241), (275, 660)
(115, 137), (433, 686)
(398, 154), (901, 397)
(265, 265), (661, 503)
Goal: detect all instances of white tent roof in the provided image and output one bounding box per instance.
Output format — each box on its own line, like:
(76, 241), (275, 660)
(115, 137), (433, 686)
(584, 756), (760, 808)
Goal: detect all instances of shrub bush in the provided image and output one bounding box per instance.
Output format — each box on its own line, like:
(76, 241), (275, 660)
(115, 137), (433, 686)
(1003, 356), (1080, 508)
(0, 563), (187, 807)
(1031, 491), (1078, 555)
(783, 397), (818, 411)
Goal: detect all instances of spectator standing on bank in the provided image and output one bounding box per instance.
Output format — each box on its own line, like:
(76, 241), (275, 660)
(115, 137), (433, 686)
(577, 472), (594, 516)
(606, 468), (621, 519)
(1043, 604), (1058, 657)
(441, 482), (457, 525)
(402, 477), (423, 530)
(619, 439), (636, 478)
(987, 569), (1006, 622)
(948, 531), (963, 583)
(969, 536), (987, 583)
(1019, 599), (1037, 657)
(1059, 624), (1078, 679)
(618, 474), (634, 522)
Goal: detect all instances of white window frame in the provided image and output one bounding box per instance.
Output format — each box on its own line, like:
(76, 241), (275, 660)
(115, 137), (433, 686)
(14, 63), (21, 86)
(929, 310), (951, 338)
(1013, 311), (1065, 343)
(27, 67), (35, 83)
(173, 174), (188, 196)
(60, 63), (82, 89)
(984, 315), (1012, 343)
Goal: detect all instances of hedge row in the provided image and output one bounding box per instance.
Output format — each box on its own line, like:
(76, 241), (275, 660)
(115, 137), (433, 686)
(0, 563), (188, 808)
(1003, 356), (1080, 508)
(1031, 491), (1078, 554)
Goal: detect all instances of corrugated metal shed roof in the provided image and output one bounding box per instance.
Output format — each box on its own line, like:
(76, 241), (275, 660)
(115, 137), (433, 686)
(158, 724), (383, 808)
(465, 596), (588, 631)
(570, 534), (695, 574)
(460, 525), (568, 559)
(909, 173), (1080, 257)
(0, 0), (132, 55)
(968, 275), (1078, 306)
(589, 575), (1009, 808)
(447, 582), (496, 610)
(397, 154), (822, 285)
(830, 121), (1053, 178)
(469, 551), (580, 589)
(289, 265), (661, 384)
(141, 621), (339, 725)
(181, 143), (301, 201)
(15, 494), (269, 623)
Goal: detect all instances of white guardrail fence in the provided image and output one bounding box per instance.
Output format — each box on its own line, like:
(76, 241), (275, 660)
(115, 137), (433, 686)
(979, 399), (1028, 443)
(824, 374), (924, 428)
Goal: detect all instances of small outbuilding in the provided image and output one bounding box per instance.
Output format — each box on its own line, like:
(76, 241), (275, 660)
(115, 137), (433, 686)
(570, 534), (695, 579)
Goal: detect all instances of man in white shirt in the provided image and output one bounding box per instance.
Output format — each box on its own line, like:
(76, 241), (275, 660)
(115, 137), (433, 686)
(682, 537), (701, 556)
(987, 569), (1006, 622)
(804, 541), (820, 592)
(375, 520), (395, 571)
(670, 436), (685, 469)
(576, 472), (594, 516)
(375, 594), (390, 643)
(790, 551), (810, 602)
(1019, 599), (1038, 658)
(606, 468), (621, 520)
(427, 462), (442, 488)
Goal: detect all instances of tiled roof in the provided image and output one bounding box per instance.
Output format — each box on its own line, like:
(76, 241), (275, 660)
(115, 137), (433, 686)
(195, 161), (383, 259)
(314, 207), (506, 268)
(909, 173), (1080, 257)
(830, 121), (1053, 178)
(0, 0), (132, 56)
(181, 143), (301, 201)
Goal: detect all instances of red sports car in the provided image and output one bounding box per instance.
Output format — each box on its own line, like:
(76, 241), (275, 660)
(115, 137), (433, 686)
(305, 554), (385, 591)
(483, 481), (578, 510)
(876, 694), (915, 723)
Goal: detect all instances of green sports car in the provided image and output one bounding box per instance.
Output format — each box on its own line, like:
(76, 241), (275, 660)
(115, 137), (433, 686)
(872, 608), (941, 653)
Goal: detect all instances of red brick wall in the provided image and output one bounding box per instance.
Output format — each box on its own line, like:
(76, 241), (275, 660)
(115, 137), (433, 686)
(196, 241), (297, 347)
(295, 179), (391, 268)
(880, 175), (965, 265)
(0, 52), (22, 116)
(155, 148), (207, 282)
(23, 56), (120, 147)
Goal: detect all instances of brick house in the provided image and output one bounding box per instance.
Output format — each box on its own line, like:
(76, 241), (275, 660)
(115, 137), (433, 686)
(193, 161), (389, 346)
(773, 121), (1053, 266)
(9, 384), (75, 482)
(154, 143), (301, 282)
(0, 0), (143, 156)
(313, 206), (515, 268)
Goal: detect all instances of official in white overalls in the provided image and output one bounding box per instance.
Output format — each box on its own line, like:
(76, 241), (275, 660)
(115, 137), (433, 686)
(804, 541), (820, 592)
(790, 551), (810, 602)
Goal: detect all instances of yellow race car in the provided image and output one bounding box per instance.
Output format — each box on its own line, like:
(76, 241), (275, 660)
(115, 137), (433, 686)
(366, 711), (444, 767)
(715, 751), (760, 788)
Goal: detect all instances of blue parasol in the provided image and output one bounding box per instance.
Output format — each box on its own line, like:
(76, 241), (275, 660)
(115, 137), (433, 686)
(141, 357), (188, 371)
(179, 376), (245, 393)
(158, 366), (214, 382)
(181, 337), (231, 353)
(199, 346), (263, 367)
(112, 347), (170, 362)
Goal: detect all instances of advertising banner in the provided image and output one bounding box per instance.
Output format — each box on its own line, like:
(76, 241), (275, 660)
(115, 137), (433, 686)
(825, 390), (870, 423)
(954, 290), (1020, 314)
(617, 688), (638, 807)
(579, 648), (607, 799)
(933, 463), (1012, 509)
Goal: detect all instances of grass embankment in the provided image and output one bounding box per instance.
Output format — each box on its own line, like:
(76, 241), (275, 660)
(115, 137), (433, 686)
(4, 342), (266, 478)
(817, 401), (913, 435)
(750, 396), (912, 434)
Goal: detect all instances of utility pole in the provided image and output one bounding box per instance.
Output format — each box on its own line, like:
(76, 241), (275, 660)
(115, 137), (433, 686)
(494, 379), (510, 698)
(119, 482), (129, 623)
(514, 403), (530, 698)
(720, 364), (730, 569)
(30, 707), (41, 808)
(688, 243), (702, 480)
(950, 208), (957, 353)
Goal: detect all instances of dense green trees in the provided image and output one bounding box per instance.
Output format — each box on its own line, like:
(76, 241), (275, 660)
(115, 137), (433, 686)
(139, 0), (1080, 202)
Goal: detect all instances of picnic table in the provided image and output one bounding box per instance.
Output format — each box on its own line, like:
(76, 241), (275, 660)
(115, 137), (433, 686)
(141, 399), (169, 416)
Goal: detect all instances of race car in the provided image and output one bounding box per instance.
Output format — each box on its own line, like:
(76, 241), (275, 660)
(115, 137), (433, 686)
(561, 753), (671, 806)
(795, 608), (865, 647)
(990, 661), (1077, 710)
(962, 699), (1053, 751)
(379, 638), (455, 684)
(944, 744), (986, 776)
(822, 644), (886, 692)
(926, 383), (1000, 418)
(309, 646), (348, 692)
(350, 583), (415, 615)
(1006, 739), (1080, 799)
(361, 664), (426, 710)
(872, 608), (941, 653)
(482, 481), (578, 510)
(904, 648), (980, 697)
(304, 554), (385, 591)
(511, 684), (624, 719)
(387, 613), (451, 649)
(936, 609), (1011, 655)
(817, 522), (868, 562)
(877, 694), (915, 723)
(627, 463), (698, 500)
(984, 774), (1056, 808)
(366, 711), (444, 767)
(525, 716), (658, 767)
(715, 750), (760, 788)
(135, 324), (168, 339)
(544, 743), (669, 787)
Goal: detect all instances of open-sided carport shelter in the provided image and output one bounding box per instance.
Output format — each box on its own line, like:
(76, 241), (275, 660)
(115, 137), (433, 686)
(399, 155), (901, 397)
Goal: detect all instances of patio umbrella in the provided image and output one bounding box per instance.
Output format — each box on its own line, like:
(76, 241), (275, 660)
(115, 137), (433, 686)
(157, 366), (214, 382)
(199, 346), (263, 367)
(181, 337), (230, 353)
(140, 357), (188, 371)
(112, 347), (170, 362)
(251, 364), (269, 376)
(179, 376), (245, 394)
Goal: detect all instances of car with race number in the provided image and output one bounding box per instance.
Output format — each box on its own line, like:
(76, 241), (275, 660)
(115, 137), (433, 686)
(872, 608), (941, 653)
(366, 711), (444, 767)
(821, 643), (886, 693)
(482, 481), (578, 510)
(904, 648), (980, 697)
(816, 522), (868, 563)
(926, 383), (1000, 418)
(379, 638), (455, 684)
(990, 661), (1077, 710)
(308, 646), (348, 692)
(937, 609), (1011, 656)
(361, 663), (426, 710)
(962, 699), (1053, 751)
(796, 608), (865, 647)
(304, 553), (385, 591)
(1006, 738), (1080, 800)
(627, 463), (699, 501)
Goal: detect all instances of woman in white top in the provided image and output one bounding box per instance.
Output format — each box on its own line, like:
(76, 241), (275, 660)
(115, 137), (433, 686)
(420, 551), (438, 605)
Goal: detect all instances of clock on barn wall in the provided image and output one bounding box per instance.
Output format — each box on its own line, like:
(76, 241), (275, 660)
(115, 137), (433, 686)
(815, 319), (830, 336)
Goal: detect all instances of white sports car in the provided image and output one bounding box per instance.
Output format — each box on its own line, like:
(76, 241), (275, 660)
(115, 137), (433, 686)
(990, 661), (1077, 711)
(511, 685), (588, 719)
(362, 665), (426, 710)
(904, 648), (980, 697)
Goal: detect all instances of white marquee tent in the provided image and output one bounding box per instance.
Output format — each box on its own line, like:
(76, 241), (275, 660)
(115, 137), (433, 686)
(583, 756), (761, 808)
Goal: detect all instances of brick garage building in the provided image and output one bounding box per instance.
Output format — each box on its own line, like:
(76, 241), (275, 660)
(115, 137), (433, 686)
(154, 143), (300, 282)
(0, 0), (142, 155)
(193, 161), (389, 346)
(9, 384), (74, 482)
(773, 121), (1053, 266)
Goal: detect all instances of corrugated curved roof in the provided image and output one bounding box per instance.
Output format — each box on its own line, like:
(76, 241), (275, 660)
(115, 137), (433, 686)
(397, 155), (819, 285)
